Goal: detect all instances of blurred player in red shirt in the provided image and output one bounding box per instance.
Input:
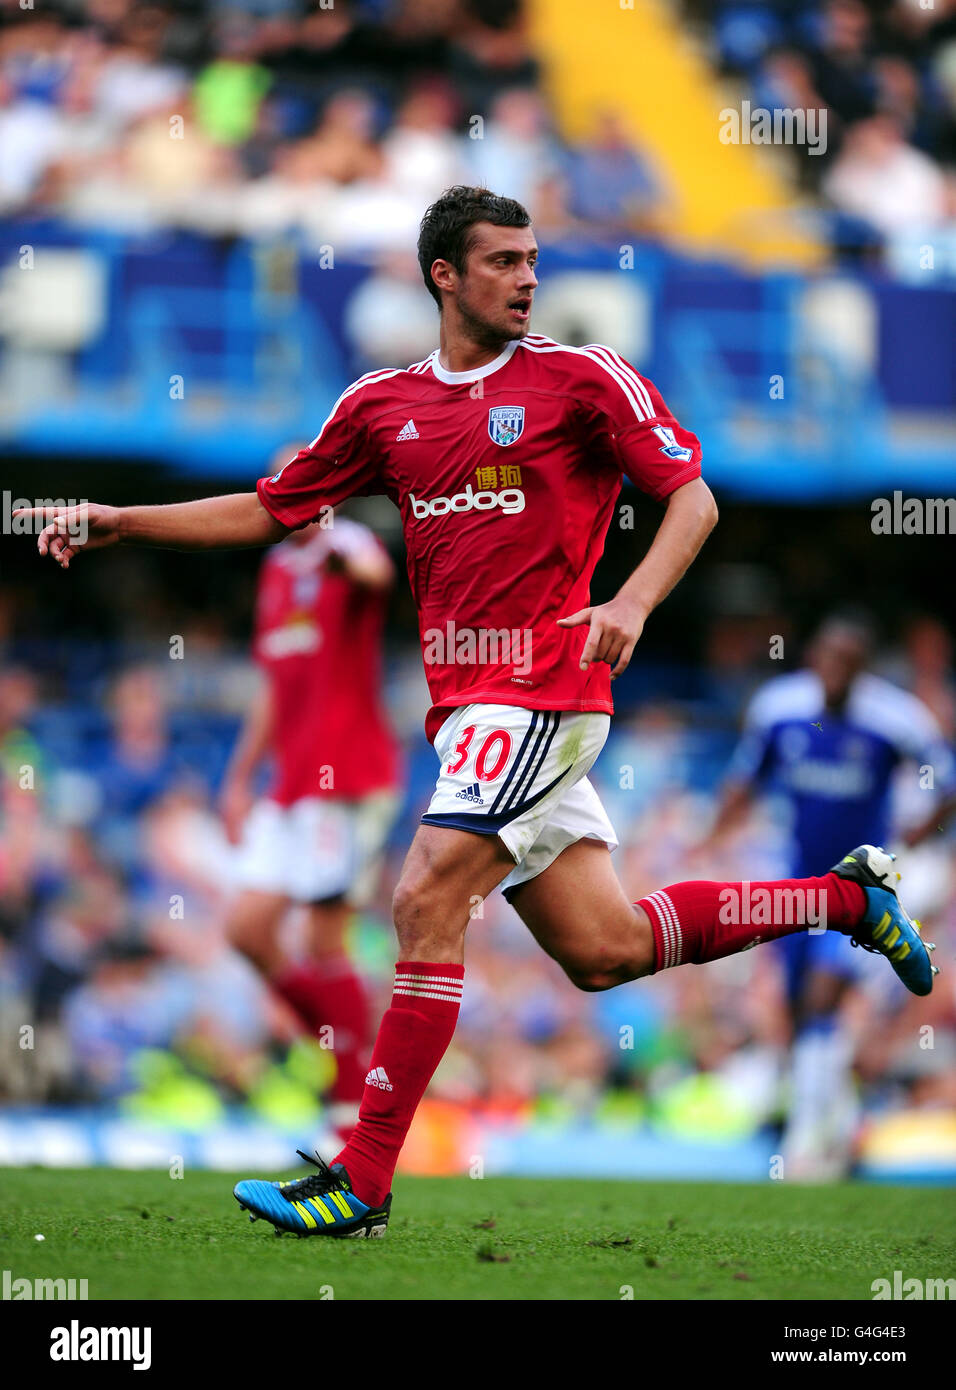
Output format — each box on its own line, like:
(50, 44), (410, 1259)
(220, 494), (400, 1141)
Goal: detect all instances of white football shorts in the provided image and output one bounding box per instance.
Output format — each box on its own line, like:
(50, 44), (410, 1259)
(235, 791), (399, 905)
(422, 703), (618, 896)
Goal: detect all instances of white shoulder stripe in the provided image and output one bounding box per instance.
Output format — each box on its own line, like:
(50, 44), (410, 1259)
(585, 343), (655, 418)
(517, 338), (654, 422)
(309, 368), (403, 447)
(407, 350), (437, 374)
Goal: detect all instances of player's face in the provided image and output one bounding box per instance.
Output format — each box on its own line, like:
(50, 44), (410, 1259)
(452, 223), (538, 345)
(811, 631), (868, 705)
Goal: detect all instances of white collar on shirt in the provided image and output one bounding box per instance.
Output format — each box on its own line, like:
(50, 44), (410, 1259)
(428, 338), (520, 385)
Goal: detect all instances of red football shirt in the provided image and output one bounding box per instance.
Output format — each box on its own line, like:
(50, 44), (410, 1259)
(253, 520), (400, 802)
(258, 335), (702, 743)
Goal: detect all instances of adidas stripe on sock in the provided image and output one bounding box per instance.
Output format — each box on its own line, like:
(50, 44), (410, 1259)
(638, 874), (866, 970)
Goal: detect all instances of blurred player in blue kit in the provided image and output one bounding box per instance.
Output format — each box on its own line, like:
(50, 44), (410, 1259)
(705, 613), (956, 1176)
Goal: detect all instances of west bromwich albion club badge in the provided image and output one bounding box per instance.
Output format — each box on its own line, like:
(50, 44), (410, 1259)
(487, 406), (525, 447)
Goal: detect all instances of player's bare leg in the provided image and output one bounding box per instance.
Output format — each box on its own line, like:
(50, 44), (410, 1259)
(505, 837), (866, 991)
(305, 898), (349, 960)
(390, 823), (516, 962)
(225, 890), (289, 975)
(507, 838), (655, 989)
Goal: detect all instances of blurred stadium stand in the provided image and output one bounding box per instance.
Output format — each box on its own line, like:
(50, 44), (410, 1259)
(1, 229), (954, 491)
(1, 0), (954, 1181)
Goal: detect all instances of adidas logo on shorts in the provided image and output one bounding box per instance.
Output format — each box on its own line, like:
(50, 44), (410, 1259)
(455, 782), (484, 804)
(365, 1066), (393, 1091)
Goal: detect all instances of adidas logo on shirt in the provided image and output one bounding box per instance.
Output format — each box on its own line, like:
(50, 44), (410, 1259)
(455, 782), (484, 804)
(395, 419), (419, 441)
(365, 1066), (393, 1091)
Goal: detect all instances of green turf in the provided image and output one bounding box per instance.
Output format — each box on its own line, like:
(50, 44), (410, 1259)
(1, 1168), (953, 1300)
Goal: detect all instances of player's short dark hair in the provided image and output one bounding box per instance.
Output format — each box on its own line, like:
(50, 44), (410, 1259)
(814, 607), (878, 654)
(417, 185), (531, 309)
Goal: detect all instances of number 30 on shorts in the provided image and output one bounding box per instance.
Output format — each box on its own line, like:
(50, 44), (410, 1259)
(445, 726), (513, 780)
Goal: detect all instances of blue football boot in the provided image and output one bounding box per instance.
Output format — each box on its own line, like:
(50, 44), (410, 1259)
(234, 1150), (391, 1239)
(830, 845), (938, 997)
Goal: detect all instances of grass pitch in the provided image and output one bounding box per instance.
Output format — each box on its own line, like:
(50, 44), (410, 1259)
(1, 1168), (952, 1301)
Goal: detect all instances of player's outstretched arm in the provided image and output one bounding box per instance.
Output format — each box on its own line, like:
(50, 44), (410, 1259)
(559, 477), (718, 678)
(16, 493), (288, 570)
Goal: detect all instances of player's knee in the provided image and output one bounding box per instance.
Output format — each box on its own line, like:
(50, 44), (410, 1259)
(391, 871), (463, 957)
(391, 871), (422, 936)
(391, 861), (469, 961)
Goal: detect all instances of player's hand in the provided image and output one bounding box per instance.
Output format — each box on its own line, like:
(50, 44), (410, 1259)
(557, 597), (646, 679)
(14, 502), (123, 570)
(219, 778), (254, 845)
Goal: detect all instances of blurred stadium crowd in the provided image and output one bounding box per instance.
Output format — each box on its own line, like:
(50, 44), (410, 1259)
(1, 0), (954, 1173)
(0, 0), (953, 256)
(707, 0), (954, 226)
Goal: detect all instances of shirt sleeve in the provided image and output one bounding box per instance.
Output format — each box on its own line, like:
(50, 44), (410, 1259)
(257, 386), (383, 529)
(576, 344), (702, 500)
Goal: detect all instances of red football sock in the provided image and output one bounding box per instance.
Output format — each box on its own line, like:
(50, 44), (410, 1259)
(272, 961), (325, 1031)
(638, 873), (866, 971)
(272, 958), (370, 1106)
(333, 961), (464, 1207)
